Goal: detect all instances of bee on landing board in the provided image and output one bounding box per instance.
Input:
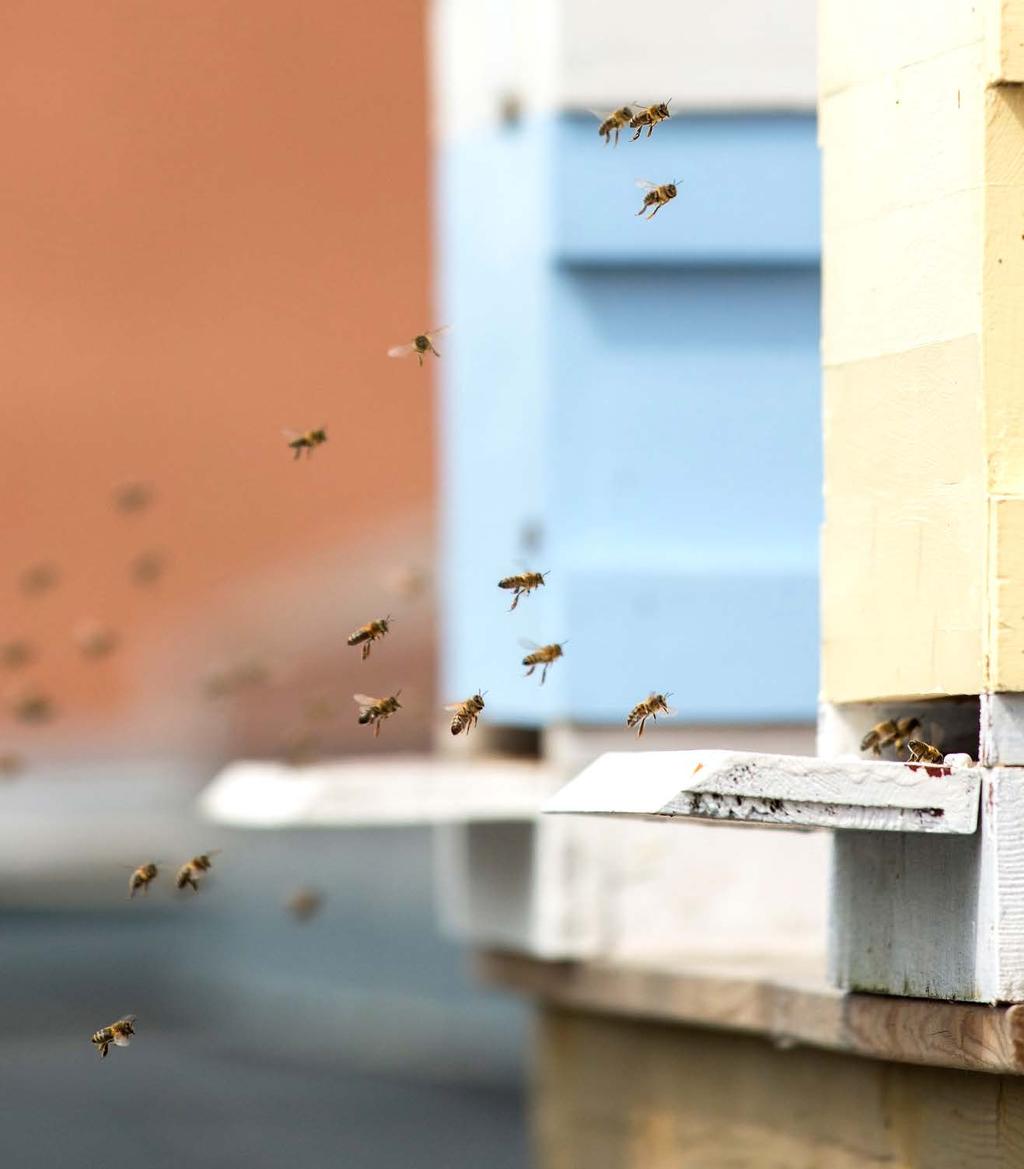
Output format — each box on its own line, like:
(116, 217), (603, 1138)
(497, 571), (547, 611)
(861, 716), (921, 756)
(91, 1015), (136, 1059)
(521, 640), (566, 685)
(175, 851), (220, 893)
(636, 180), (679, 220)
(347, 616), (392, 661)
(626, 692), (675, 737)
(387, 326), (450, 367)
(284, 428), (328, 460)
(592, 105), (635, 146)
(128, 862), (158, 899)
(446, 691), (486, 736)
(906, 739), (944, 765)
(629, 100), (672, 140)
(354, 692), (402, 737)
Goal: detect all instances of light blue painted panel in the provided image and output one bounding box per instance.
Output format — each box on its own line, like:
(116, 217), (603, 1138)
(437, 113), (821, 726)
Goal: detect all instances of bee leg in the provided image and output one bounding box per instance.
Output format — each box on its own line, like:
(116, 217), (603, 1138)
(637, 718), (645, 738)
(540, 663), (548, 685)
(647, 203), (663, 220)
(374, 721), (381, 738)
(509, 593), (519, 611)
(647, 124), (654, 137)
(362, 643), (371, 661)
(416, 352), (424, 367)
(99, 1044), (109, 1058)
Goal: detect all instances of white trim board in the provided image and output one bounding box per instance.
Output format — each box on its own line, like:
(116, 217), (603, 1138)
(199, 756), (561, 829)
(542, 749), (981, 834)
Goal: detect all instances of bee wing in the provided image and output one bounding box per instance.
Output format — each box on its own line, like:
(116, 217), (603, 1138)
(282, 429), (303, 440)
(588, 108), (609, 122)
(635, 179), (657, 190)
(443, 702), (465, 712)
(426, 326), (451, 340)
(353, 694), (378, 708)
(387, 341), (417, 358)
(518, 638), (540, 651)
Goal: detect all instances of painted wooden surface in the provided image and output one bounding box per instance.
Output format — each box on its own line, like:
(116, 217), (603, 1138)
(534, 1006), (1024, 1168)
(981, 693), (1024, 765)
(482, 950), (1024, 1075)
(819, 0), (1024, 705)
(542, 750), (981, 833)
(198, 756), (561, 827)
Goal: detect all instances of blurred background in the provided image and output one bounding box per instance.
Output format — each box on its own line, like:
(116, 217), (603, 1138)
(0, 0), (816, 1165)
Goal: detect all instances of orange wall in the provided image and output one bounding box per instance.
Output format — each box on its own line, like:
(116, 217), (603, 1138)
(0, 1), (435, 758)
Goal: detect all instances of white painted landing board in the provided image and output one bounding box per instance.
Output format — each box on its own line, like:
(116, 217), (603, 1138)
(200, 756), (561, 828)
(543, 750), (981, 834)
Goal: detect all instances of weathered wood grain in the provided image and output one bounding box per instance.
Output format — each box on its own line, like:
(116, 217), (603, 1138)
(542, 750), (981, 833)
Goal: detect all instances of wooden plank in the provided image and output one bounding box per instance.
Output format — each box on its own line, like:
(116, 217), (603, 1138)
(981, 693), (1024, 765)
(198, 756), (561, 828)
(542, 750), (981, 834)
(480, 949), (1024, 1076)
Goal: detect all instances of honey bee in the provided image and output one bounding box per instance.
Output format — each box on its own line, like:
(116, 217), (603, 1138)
(387, 326), (450, 367)
(130, 550), (165, 586)
(0, 639), (34, 669)
(860, 716), (921, 757)
(286, 887), (324, 921)
(906, 739), (944, 765)
(128, 862), (158, 899)
(8, 688), (55, 724)
(629, 100), (672, 140)
(626, 692), (675, 737)
(74, 621), (119, 660)
(19, 562), (59, 596)
(592, 105), (635, 146)
(91, 1015), (136, 1059)
(354, 692), (401, 737)
(497, 571), (547, 611)
(284, 428), (328, 460)
(636, 179), (679, 219)
(445, 691), (486, 736)
(521, 640), (566, 685)
(175, 851), (220, 893)
(113, 481), (154, 514)
(347, 616), (392, 661)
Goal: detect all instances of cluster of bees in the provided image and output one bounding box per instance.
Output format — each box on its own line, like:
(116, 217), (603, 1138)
(859, 716), (950, 765)
(592, 101), (679, 219)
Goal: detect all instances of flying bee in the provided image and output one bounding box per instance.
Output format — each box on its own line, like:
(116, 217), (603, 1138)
(0, 639), (34, 669)
(347, 616), (392, 661)
(74, 621), (119, 660)
(630, 100), (672, 140)
(91, 1015), (136, 1059)
(906, 739), (944, 765)
(636, 179), (679, 219)
(19, 562), (59, 597)
(445, 691), (486, 736)
(8, 688), (55, 724)
(387, 326), (450, 367)
(626, 692), (675, 737)
(130, 549), (165, 586)
(286, 888), (324, 921)
(861, 716), (921, 756)
(284, 427), (328, 460)
(354, 692), (401, 737)
(113, 481), (154, 514)
(520, 640), (566, 685)
(497, 571), (547, 611)
(592, 105), (634, 146)
(128, 862), (158, 899)
(175, 851), (220, 893)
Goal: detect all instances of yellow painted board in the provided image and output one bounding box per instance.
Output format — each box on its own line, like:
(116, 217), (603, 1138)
(988, 0), (1024, 82)
(819, 45), (983, 233)
(819, 0), (984, 99)
(989, 497), (1024, 692)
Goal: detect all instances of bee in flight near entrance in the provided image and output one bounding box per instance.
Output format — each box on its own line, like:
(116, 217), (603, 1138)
(626, 692), (675, 737)
(91, 1015), (136, 1059)
(286, 888), (324, 922)
(175, 851), (220, 893)
(387, 326), (450, 367)
(521, 640), (566, 685)
(128, 862), (159, 899)
(630, 100), (672, 140)
(130, 549), (166, 586)
(74, 621), (119, 660)
(860, 716), (921, 757)
(592, 105), (635, 146)
(636, 179), (679, 220)
(446, 691), (486, 736)
(0, 639), (34, 670)
(906, 739), (944, 765)
(19, 562), (59, 597)
(498, 571), (547, 611)
(284, 428), (328, 460)
(113, 481), (155, 514)
(354, 692), (402, 737)
(347, 616), (392, 661)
